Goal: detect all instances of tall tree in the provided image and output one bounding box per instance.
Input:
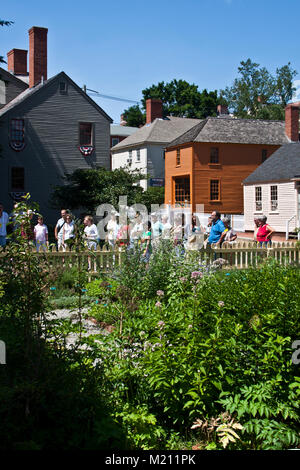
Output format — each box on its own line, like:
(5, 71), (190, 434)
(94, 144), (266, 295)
(50, 167), (146, 213)
(122, 79), (226, 125)
(122, 105), (145, 128)
(0, 19), (13, 63)
(221, 59), (297, 119)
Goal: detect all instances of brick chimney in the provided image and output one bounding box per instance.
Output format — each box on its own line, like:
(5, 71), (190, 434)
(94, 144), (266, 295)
(28, 26), (48, 88)
(217, 104), (229, 116)
(285, 105), (299, 142)
(146, 98), (163, 124)
(7, 49), (28, 75)
(120, 114), (127, 126)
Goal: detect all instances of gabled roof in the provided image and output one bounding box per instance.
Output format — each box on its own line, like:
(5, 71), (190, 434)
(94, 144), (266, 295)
(0, 67), (29, 90)
(0, 71), (113, 122)
(111, 116), (201, 151)
(168, 116), (289, 147)
(243, 143), (300, 184)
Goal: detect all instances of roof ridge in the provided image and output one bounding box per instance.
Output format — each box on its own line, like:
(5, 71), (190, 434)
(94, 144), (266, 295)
(206, 116), (285, 124)
(167, 118), (208, 147)
(147, 119), (159, 141)
(0, 71), (113, 122)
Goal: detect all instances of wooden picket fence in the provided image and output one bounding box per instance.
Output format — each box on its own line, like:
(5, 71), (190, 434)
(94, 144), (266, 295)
(205, 241), (300, 269)
(0, 241), (299, 272)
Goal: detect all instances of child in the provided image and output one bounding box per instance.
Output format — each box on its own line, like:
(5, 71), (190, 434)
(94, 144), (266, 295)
(34, 216), (48, 252)
(83, 215), (99, 250)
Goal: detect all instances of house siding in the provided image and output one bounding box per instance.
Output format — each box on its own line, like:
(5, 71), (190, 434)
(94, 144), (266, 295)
(243, 181), (298, 232)
(0, 74), (28, 109)
(165, 142), (279, 213)
(0, 74), (111, 224)
(112, 144), (165, 191)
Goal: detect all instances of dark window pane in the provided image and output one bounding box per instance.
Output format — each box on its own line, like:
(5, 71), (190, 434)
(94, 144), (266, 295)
(262, 149), (267, 163)
(174, 177), (190, 205)
(11, 167), (25, 190)
(79, 123), (92, 145)
(10, 119), (24, 142)
(210, 180), (219, 200)
(210, 147), (219, 163)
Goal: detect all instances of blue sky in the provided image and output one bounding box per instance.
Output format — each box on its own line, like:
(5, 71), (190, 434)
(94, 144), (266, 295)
(1, 0), (300, 123)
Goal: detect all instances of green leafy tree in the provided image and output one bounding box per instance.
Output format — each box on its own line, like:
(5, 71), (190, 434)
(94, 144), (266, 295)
(137, 186), (165, 211)
(0, 19), (13, 63)
(123, 80), (226, 125)
(50, 167), (159, 213)
(221, 59), (297, 119)
(122, 105), (145, 127)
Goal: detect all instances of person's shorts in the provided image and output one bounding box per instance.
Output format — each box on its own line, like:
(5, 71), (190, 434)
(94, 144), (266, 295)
(0, 236), (6, 247)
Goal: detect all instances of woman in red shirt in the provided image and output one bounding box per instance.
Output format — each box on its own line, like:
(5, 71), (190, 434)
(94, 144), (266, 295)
(256, 215), (275, 247)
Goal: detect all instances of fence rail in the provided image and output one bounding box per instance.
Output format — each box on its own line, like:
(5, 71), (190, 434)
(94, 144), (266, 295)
(208, 241), (300, 269)
(0, 241), (299, 272)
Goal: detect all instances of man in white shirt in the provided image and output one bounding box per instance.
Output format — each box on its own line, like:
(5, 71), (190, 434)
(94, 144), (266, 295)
(106, 213), (119, 249)
(130, 213), (144, 247)
(0, 204), (9, 248)
(161, 215), (172, 240)
(55, 209), (68, 250)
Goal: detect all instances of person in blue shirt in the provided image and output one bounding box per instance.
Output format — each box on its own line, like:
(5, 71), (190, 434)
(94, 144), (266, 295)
(207, 211), (225, 245)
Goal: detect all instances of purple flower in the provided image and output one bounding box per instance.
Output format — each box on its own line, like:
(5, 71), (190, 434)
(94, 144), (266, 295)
(218, 301), (225, 307)
(180, 276), (187, 282)
(156, 290), (164, 297)
(191, 271), (203, 279)
(155, 301), (162, 308)
(157, 320), (165, 328)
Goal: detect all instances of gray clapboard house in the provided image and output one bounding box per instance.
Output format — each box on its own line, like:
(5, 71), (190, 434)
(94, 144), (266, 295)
(0, 26), (112, 224)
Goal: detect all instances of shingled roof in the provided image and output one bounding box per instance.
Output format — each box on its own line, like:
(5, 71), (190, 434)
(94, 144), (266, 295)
(168, 116), (289, 147)
(0, 71), (113, 122)
(111, 116), (202, 151)
(243, 143), (300, 184)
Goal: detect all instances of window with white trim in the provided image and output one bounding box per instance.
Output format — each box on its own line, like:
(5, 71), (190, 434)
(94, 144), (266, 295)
(255, 186), (262, 211)
(136, 149), (140, 162)
(270, 185), (278, 211)
(112, 137), (119, 147)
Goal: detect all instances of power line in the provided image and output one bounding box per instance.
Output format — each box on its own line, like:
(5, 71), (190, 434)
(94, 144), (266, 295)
(83, 86), (139, 105)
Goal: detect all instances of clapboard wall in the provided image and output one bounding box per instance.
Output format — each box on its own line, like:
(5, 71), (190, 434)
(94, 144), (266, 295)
(0, 72), (112, 223)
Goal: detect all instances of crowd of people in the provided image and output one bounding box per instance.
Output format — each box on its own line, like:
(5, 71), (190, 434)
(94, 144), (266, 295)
(0, 202), (276, 257)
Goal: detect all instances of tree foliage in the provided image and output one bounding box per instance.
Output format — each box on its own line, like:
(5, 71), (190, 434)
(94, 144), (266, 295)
(123, 79), (226, 126)
(221, 59), (297, 119)
(0, 19), (13, 64)
(50, 167), (164, 214)
(122, 105), (145, 128)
